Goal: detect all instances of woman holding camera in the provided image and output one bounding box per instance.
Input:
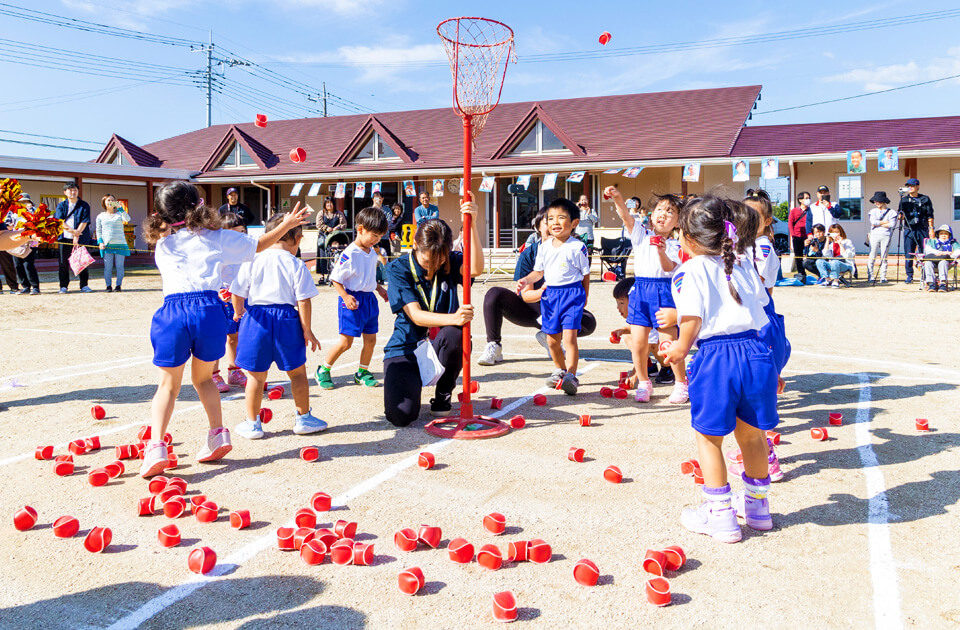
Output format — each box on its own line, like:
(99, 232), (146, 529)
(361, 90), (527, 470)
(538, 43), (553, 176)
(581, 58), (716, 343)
(815, 224), (855, 288)
(574, 194), (598, 265)
(96, 194), (131, 292)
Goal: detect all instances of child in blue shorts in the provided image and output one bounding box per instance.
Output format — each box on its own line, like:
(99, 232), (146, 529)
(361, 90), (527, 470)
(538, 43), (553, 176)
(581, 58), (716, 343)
(316, 207), (389, 389)
(661, 195), (778, 543)
(139, 182), (308, 478)
(517, 198), (589, 395)
(212, 212), (249, 393)
(604, 186), (688, 405)
(231, 213), (326, 440)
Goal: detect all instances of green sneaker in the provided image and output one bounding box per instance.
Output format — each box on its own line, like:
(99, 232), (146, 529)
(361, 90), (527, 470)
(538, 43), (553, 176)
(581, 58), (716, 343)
(315, 366), (334, 390)
(354, 369), (380, 388)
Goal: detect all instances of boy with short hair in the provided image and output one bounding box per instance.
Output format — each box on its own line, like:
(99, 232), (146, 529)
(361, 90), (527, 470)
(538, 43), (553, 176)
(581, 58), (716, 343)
(231, 213), (326, 440)
(517, 198), (589, 395)
(316, 207), (389, 389)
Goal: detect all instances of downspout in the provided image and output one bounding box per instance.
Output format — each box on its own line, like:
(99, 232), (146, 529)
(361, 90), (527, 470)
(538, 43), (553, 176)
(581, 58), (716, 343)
(251, 179), (271, 224)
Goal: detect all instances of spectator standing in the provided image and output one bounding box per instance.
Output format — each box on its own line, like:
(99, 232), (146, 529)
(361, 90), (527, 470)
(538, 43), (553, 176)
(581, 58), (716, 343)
(574, 194), (599, 248)
(387, 203), (405, 257)
(372, 190), (391, 221)
(866, 191), (896, 283)
(96, 194), (131, 292)
(12, 193), (40, 294)
(788, 191), (811, 282)
(54, 181), (93, 293)
(0, 217), (19, 294)
(806, 185), (838, 234)
(414, 192), (439, 226)
(218, 187), (256, 226)
(897, 177), (935, 284)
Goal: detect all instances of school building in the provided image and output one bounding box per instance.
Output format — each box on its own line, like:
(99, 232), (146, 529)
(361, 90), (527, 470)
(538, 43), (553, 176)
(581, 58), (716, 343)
(6, 84), (960, 256)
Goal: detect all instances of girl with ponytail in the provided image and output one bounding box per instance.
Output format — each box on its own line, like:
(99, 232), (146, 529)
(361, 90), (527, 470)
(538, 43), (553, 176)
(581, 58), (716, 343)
(660, 194), (779, 544)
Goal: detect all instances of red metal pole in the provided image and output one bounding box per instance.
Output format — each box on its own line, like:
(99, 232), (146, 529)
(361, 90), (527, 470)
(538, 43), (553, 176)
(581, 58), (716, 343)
(460, 115), (473, 420)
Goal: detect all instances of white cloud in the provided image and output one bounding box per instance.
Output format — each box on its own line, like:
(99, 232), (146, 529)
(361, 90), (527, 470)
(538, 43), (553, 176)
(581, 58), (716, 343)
(282, 0), (385, 15)
(824, 47), (960, 91)
(61, 0), (192, 30)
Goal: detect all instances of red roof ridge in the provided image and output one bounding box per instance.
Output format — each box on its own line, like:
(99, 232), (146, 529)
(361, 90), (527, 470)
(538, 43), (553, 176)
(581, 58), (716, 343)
(199, 125), (277, 172)
(95, 133), (162, 168)
(490, 103), (586, 159)
(332, 114), (418, 166)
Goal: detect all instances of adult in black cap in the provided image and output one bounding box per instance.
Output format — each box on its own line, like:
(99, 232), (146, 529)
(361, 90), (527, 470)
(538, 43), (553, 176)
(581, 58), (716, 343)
(866, 191), (896, 283)
(896, 178), (934, 283)
(805, 185), (838, 235)
(218, 187), (256, 226)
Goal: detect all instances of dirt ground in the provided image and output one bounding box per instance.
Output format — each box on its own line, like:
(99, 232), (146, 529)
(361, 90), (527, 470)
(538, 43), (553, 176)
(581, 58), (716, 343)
(0, 265), (958, 629)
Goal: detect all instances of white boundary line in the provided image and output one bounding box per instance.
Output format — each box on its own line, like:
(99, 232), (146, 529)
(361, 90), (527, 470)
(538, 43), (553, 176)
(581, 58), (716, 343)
(0, 355), (153, 382)
(791, 349), (960, 379)
(15, 327), (150, 339)
(104, 362), (599, 630)
(854, 373), (903, 630)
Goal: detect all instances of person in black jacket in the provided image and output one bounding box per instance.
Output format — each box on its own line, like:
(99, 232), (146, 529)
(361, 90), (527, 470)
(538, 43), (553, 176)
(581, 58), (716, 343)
(53, 181), (94, 293)
(897, 178), (935, 283)
(477, 209), (596, 366)
(217, 188), (257, 226)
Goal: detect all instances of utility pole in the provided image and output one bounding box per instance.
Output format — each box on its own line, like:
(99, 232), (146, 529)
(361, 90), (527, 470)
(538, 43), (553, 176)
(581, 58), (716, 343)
(307, 85), (329, 118)
(322, 82), (327, 118)
(191, 33), (251, 127)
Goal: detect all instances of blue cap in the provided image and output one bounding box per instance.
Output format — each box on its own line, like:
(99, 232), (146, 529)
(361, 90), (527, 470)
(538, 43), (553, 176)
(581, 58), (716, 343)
(905, 178), (920, 186)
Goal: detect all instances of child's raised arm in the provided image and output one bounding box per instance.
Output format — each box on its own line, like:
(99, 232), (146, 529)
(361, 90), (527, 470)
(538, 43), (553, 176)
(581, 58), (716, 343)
(604, 186), (635, 233)
(256, 203), (309, 253)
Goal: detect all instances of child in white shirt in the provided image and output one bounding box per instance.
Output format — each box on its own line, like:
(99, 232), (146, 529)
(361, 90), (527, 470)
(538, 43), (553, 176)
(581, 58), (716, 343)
(139, 182), (308, 478)
(517, 198), (589, 395)
(316, 207), (389, 389)
(231, 213), (325, 439)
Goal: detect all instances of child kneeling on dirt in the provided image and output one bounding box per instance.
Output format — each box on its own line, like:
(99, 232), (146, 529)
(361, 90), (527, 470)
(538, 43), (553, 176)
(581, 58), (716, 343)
(231, 213), (327, 440)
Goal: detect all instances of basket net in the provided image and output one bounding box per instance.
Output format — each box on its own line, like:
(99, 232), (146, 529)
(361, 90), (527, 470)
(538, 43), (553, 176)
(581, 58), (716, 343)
(437, 17), (516, 140)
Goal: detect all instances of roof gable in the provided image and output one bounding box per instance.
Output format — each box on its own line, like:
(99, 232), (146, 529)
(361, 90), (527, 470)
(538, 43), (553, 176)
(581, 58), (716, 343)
(200, 125), (278, 172)
(333, 115), (418, 166)
(491, 103), (585, 159)
(95, 134), (161, 168)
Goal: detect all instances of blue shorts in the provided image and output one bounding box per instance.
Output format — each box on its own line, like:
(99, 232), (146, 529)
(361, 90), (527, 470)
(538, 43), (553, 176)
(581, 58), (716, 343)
(627, 277), (675, 328)
(758, 298), (790, 373)
(222, 298), (245, 336)
(151, 291), (228, 368)
(235, 304), (306, 373)
(687, 331), (779, 437)
(338, 290), (379, 337)
(540, 282), (586, 335)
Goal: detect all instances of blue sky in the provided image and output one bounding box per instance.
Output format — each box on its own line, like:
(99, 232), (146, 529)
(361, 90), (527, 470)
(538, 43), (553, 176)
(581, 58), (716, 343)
(3, 0), (960, 160)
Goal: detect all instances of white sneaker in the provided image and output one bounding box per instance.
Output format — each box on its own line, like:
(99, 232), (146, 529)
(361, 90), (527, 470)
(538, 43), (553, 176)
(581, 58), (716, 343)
(196, 427), (232, 463)
(139, 441), (169, 478)
(545, 368), (565, 388)
(477, 341), (503, 366)
(668, 382), (689, 404)
(235, 419), (265, 440)
(294, 409), (328, 435)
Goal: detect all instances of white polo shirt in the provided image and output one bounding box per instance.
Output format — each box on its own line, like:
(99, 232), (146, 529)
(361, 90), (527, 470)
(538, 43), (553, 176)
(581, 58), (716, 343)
(534, 235), (590, 286)
(330, 242), (379, 292)
(629, 222), (681, 278)
(671, 255), (769, 340)
(155, 228), (258, 296)
(231, 248), (319, 306)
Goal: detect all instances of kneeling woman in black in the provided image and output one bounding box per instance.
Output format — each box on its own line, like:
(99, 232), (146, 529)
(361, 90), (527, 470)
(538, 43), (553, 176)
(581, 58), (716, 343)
(383, 197), (483, 426)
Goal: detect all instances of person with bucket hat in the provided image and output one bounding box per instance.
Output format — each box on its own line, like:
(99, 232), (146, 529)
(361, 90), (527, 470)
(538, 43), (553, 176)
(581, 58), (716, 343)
(921, 224), (959, 292)
(896, 178), (934, 283)
(866, 191), (897, 283)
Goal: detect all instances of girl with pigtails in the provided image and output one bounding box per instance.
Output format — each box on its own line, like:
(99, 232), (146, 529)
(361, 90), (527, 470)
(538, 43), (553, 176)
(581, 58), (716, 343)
(660, 195), (779, 544)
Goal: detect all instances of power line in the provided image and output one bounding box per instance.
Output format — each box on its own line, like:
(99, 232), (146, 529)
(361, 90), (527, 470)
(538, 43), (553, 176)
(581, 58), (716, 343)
(0, 137), (98, 152)
(754, 72), (960, 115)
(0, 128), (102, 145)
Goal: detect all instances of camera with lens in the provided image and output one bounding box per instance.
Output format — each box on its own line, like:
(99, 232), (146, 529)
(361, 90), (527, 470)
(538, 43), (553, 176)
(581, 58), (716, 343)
(898, 186), (909, 196)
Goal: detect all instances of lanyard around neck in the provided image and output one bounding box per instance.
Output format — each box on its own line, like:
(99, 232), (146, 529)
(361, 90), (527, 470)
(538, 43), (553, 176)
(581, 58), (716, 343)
(409, 253), (438, 312)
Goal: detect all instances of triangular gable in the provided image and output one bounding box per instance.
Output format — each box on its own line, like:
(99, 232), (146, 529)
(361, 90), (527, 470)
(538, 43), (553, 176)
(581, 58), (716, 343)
(333, 115), (417, 166)
(95, 134), (162, 168)
(491, 104), (586, 159)
(200, 125), (277, 172)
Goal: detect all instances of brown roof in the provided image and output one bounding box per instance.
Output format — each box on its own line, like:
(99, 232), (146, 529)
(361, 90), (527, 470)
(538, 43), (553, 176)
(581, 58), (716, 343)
(732, 115), (960, 156)
(115, 85), (762, 178)
(96, 134), (162, 168)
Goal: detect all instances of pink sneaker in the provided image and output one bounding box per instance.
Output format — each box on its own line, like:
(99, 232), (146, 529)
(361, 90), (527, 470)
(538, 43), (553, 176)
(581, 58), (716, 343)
(196, 427), (232, 462)
(634, 380), (652, 403)
(680, 501), (742, 543)
(767, 449), (784, 482)
(227, 368), (247, 387)
(139, 441), (169, 478)
(668, 381), (689, 404)
(212, 371), (229, 393)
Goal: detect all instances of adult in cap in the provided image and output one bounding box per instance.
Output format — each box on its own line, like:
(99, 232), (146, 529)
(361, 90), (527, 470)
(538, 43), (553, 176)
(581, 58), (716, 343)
(218, 187), (256, 226)
(896, 177), (935, 284)
(805, 185), (838, 235)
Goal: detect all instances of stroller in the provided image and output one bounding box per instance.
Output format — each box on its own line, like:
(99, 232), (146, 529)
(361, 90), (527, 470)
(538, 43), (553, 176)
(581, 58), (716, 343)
(316, 230), (351, 285)
(598, 235), (633, 281)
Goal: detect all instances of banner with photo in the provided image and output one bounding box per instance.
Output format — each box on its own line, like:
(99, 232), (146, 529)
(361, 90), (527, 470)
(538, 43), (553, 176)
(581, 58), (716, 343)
(566, 171), (585, 183)
(732, 159), (750, 182)
(290, 182), (304, 196)
(432, 179), (444, 197)
(371, 181), (382, 195)
(334, 182), (346, 198)
(516, 175), (531, 190)
(542, 173), (558, 190)
(846, 150), (867, 174)
(307, 183), (322, 197)
(682, 162), (701, 182)
(403, 180), (416, 197)
(603, 168), (622, 174)
(761, 157), (779, 180)
(354, 182), (366, 198)
(878, 147), (899, 172)
(623, 167), (643, 178)
(479, 177), (495, 193)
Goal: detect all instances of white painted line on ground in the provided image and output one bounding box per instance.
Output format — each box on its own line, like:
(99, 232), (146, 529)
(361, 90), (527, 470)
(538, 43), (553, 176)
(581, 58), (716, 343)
(854, 373), (903, 630)
(105, 362), (599, 630)
(782, 368), (960, 385)
(792, 349), (960, 379)
(15, 327), (150, 339)
(0, 355), (153, 382)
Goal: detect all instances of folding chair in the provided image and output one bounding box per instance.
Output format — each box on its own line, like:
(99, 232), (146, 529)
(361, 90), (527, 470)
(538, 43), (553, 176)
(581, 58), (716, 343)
(483, 243), (524, 284)
(598, 236), (632, 282)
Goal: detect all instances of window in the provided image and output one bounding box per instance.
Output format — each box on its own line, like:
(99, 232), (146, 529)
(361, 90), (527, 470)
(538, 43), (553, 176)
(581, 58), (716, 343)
(349, 132), (401, 163)
(508, 120), (570, 156)
(107, 149), (123, 165)
(836, 175), (862, 220)
(214, 142), (256, 169)
(953, 173), (960, 220)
